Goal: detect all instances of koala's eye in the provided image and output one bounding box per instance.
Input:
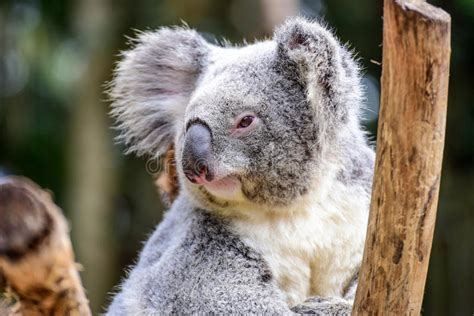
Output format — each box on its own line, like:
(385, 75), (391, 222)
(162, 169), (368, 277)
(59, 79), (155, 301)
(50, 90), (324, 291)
(231, 113), (259, 137)
(237, 116), (255, 129)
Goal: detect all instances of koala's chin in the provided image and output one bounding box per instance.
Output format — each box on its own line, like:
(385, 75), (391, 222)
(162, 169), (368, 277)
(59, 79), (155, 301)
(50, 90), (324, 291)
(188, 174), (246, 207)
(198, 176), (242, 200)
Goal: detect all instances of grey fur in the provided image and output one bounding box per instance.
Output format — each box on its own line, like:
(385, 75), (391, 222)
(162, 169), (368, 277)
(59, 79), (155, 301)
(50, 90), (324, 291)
(109, 27), (209, 157)
(106, 17), (374, 315)
(106, 196), (356, 315)
(291, 296), (353, 315)
(107, 196), (290, 314)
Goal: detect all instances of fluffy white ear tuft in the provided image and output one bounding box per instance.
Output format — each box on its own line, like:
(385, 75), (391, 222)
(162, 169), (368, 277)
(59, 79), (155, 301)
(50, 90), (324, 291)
(108, 27), (210, 157)
(274, 18), (364, 131)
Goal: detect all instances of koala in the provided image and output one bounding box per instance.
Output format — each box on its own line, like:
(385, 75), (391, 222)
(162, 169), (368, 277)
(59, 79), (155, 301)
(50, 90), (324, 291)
(106, 17), (374, 315)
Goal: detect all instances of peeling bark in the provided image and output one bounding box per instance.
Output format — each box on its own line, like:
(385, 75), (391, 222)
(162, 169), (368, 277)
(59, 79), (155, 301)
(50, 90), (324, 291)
(353, 0), (451, 314)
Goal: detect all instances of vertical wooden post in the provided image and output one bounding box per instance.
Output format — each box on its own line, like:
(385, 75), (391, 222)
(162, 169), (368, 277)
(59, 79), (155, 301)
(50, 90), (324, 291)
(353, 0), (450, 315)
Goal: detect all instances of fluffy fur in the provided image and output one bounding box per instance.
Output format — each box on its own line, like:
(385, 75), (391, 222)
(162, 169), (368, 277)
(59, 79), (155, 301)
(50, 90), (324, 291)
(107, 17), (374, 314)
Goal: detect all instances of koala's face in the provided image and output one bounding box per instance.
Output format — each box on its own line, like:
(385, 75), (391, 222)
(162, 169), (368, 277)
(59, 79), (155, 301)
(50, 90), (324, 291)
(111, 18), (364, 212)
(177, 42), (318, 207)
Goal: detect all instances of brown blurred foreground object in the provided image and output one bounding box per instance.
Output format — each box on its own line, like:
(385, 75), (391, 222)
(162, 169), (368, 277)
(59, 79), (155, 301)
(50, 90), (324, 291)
(0, 177), (91, 315)
(353, 0), (450, 315)
(155, 144), (180, 206)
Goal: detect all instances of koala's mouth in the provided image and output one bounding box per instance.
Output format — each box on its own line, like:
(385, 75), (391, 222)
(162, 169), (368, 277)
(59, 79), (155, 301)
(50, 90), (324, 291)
(195, 175), (241, 200)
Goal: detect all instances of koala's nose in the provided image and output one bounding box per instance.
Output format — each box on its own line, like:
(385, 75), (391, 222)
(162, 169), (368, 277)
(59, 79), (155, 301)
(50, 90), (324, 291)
(182, 123), (214, 183)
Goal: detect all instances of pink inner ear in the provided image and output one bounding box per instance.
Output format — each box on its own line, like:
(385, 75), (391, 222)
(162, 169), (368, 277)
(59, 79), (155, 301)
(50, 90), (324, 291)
(288, 31), (308, 49)
(161, 89), (179, 95)
(153, 87), (181, 96)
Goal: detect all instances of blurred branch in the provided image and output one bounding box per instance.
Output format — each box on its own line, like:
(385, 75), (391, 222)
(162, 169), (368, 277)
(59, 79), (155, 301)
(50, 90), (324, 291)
(260, 0), (300, 33)
(0, 176), (91, 315)
(67, 0), (120, 312)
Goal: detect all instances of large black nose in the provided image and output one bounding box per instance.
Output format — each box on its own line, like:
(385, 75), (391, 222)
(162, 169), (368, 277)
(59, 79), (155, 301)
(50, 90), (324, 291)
(182, 123), (214, 183)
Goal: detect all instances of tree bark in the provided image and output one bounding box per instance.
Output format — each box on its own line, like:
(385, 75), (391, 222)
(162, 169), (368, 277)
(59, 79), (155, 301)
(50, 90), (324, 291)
(0, 177), (91, 315)
(67, 0), (118, 312)
(353, 0), (450, 315)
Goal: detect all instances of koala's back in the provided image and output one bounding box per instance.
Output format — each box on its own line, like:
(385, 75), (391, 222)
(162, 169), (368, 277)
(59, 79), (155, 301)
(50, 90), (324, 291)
(107, 196), (290, 314)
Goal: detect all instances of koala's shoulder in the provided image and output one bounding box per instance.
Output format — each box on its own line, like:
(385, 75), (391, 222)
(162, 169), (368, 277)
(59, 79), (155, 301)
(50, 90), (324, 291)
(109, 198), (288, 314)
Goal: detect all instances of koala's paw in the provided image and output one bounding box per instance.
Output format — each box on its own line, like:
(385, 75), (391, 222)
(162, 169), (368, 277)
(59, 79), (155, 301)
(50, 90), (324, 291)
(291, 296), (352, 315)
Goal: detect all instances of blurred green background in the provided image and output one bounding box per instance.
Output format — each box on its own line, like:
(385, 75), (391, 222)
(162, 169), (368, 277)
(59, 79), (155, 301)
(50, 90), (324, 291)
(0, 0), (472, 314)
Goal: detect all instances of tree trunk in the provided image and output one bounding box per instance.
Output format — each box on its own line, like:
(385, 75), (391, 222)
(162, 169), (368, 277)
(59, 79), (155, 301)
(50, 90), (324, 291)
(0, 177), (91, 315)
(67, 0), (118, 312)
(353, 0), (450, 315)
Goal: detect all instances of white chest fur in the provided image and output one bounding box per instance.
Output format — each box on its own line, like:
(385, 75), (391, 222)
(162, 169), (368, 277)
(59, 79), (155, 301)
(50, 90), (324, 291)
(230, 181), (369, 306)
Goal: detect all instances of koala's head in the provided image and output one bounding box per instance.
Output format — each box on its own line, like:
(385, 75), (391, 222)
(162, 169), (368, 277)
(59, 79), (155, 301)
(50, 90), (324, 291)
(110, 18), (364, 214)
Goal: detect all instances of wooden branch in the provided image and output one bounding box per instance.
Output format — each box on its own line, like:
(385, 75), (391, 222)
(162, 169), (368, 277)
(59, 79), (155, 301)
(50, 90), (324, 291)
(155, 144), (179, 206)
(0, 177), (91, 315)
(353, 0), (450, 314)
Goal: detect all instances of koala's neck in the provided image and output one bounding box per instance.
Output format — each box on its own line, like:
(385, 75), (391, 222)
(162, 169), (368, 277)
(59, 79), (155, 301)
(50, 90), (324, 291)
(228, 174), (370, 307)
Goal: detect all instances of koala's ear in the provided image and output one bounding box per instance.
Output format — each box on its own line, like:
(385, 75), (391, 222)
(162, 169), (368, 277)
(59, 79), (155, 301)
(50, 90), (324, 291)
(109, 27), (209, 157)
(274, 18), (363, 125)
